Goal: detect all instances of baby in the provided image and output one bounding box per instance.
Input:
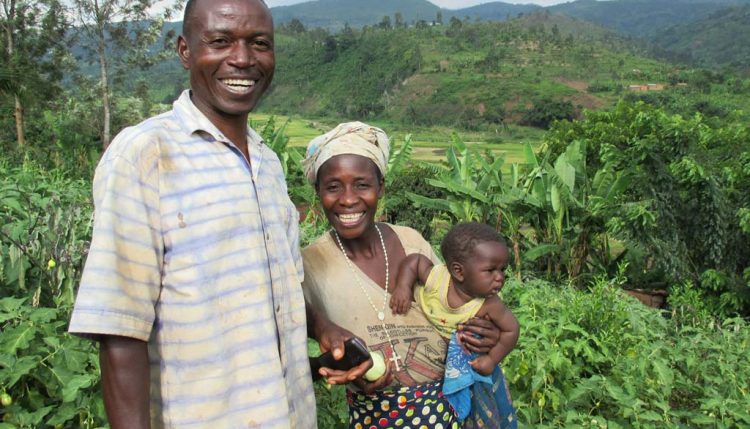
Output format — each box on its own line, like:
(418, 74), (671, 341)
(390, 221), (520, 375)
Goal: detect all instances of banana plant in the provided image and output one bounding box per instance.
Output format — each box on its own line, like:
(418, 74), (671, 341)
(386, 133), (414, 185)
(257, 116), (299, 177)
(407, 133), (502, 224)
(521, 139), (631, 282)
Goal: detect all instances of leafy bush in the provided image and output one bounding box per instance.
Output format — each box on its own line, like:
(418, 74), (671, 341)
(383, 163), (447, 241)
(587, 81), (618, 93)
(544, 101), (750, 316)
(521, 98), (576, 129)
(1, 161), (106, 427)
(501, 273), (750, 428)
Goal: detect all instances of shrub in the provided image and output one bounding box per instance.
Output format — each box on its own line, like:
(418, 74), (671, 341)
(1, 161), (105, 427)
(501, 274), (750, 427)
(383, 164), (447, 241)
(520, 98), (576, 129)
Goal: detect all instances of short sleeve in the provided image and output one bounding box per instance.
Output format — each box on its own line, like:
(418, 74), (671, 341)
(69, 152), (163, 341)
(392, 224), (442, 265)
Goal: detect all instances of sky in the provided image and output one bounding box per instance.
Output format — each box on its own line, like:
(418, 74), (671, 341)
(265, 0), (574, 9)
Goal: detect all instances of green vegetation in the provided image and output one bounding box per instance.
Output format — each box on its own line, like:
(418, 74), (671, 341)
(549, 0), (740, 38)
(2, 2), (750, 427)
(4, 143), (749, 427)
(272, 0), (440, 31)
(266, 10), (750, 136)
(1, 162), (104, 427)
(505, 274), (750, 428)
(653, 4), (750, 69)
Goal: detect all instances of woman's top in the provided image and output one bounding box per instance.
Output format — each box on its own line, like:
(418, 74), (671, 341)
(417, 264), (485, 339)
(302, 224), (447, 388)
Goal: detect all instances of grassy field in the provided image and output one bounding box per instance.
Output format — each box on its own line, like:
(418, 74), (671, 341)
(250, 113), (544, 165)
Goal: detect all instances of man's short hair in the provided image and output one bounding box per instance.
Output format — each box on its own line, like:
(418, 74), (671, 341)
(182, 0), (268, 37)
(440, 222), (507, 265)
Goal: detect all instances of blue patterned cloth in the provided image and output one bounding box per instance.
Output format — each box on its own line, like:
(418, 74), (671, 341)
(443, 332), (517, 428)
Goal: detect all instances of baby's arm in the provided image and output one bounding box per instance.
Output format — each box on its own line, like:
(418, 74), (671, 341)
(469, 297), (520, 376)
(389, 253), (434, 315)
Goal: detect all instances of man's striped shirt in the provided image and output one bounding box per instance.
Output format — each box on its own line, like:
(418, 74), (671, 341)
(69, 90), (316, 428)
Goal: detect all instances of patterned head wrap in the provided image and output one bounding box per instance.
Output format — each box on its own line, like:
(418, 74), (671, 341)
(303, 121), (390, 184)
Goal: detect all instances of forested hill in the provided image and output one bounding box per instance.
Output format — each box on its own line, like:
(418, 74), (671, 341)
(270, 0), (544, 30)
(652, 5), (750, 70)
(549, 0), (750, 37)
(263, 11), (674, 128)
(442, 3), (540, 21)
(266, 0), (750, 37)
(270, 0), (440, 30)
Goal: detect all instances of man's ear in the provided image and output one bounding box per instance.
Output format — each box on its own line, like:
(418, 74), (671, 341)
(177, 35), (190, 70)
(449, 261), (464, 282)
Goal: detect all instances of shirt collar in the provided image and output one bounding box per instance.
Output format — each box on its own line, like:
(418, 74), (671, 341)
(173, 90), (264, 149)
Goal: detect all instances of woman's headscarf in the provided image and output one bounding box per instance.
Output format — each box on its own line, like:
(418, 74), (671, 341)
(302, 121), (390, 184)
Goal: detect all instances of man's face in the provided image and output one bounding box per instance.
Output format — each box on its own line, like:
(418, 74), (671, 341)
(177, 0), (274, 122)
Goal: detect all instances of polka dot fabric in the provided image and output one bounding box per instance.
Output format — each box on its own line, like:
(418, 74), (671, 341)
(347, 381), (459, 429)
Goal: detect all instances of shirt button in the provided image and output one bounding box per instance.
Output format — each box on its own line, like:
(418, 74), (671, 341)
(266, 232), (270, 240)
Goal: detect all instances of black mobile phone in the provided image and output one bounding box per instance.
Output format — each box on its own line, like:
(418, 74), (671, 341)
(311, 337), (371, 375)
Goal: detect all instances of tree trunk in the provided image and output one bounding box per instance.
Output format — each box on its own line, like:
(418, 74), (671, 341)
(97, 22), (111, 150)
(570, 230), (589, 285)
(4, 0), (24, 146)
(14, 94), (25, 146)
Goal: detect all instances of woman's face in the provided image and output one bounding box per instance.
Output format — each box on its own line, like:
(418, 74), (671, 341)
(316, 154), (384, 240)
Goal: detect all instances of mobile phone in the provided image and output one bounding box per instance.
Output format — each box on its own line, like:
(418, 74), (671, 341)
(311, 337), (371, 375)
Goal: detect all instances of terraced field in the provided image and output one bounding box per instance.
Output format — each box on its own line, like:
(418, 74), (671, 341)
(250, 113), (544, 166)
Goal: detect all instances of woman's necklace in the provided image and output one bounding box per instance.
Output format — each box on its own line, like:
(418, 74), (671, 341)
(333, 224), (401, 371)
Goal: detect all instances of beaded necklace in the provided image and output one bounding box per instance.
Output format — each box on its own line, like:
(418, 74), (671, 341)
(333, 224), (401, 371)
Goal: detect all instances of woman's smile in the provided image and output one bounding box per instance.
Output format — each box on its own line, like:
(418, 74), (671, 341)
(337, 211), (366, 227)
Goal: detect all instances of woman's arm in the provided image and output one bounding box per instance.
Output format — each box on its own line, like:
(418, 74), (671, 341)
(99, 335), (151, 429)
(471, 298), (519, 373)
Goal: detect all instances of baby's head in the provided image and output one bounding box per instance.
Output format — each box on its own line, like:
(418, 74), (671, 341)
(441, 222), (509, 298)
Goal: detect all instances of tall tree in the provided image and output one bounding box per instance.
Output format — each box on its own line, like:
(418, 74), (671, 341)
(379, 15), (391, 30)
(394, 12), (403, 28)
(1, 0), (67, 147)
(69, 0), (183, 149)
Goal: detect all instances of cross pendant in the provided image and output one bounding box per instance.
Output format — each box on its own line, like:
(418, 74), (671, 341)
(389, 353), (401, 372)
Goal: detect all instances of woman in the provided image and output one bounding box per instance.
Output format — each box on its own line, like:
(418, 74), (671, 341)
(302, 122), (509, 428)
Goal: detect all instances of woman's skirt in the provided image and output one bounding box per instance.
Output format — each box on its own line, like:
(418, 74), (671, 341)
(347, 380), (459, 429)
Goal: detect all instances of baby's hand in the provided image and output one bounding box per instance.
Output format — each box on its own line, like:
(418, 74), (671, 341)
(469, 355), (498, 376)
(389, 287), (412, 315)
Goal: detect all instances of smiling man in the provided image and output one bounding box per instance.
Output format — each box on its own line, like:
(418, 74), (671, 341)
(67, 0), (357, 427)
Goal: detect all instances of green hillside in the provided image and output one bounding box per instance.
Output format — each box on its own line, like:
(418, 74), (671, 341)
(652, 5), (750, 70)
(85, 8), (750, 139)
(443, 3), (539, 21)
(264, 11), (672, 129)
(550, 0), (749, 37)
(270, 0), (440, 30)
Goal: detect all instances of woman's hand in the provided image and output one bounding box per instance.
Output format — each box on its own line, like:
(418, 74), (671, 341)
(352, 361), (395, 395)
(316, 323), (372, 384)
(319, 359), (372, 385)
(457, 315), (500, 354)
